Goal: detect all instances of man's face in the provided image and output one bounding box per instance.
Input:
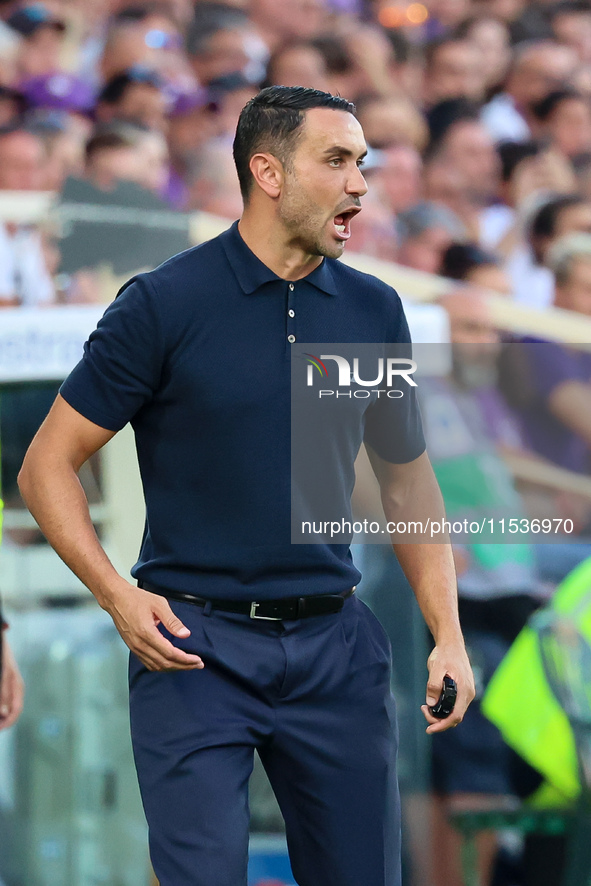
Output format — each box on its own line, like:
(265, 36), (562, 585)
(379, 146), (422, 213)
(0, 132), (46, 190)
(398, 226), (454, 275)
(442, 121), (500, 198)
(440, 293), (500, 385)
(466, 18), (511, 88)
(513, 45), (578, 106)
(19, 26), (63, 78)
(116, 83), (168, 132)
(548, 97), (591, 158)
(555, 202), (591, 239)
(276, 108), (368, 259)
(191, 26), (265, 85)
(557, 257), (591, 315)
(552, 11), (591, 64)
(426, 41), (484, 104)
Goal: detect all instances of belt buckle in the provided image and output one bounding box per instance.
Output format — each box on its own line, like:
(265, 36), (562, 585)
(250, 602), (282, 621)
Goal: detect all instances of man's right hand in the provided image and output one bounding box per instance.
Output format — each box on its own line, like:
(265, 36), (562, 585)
(0, 639), (24, 730)
(103, 583), (204, 672)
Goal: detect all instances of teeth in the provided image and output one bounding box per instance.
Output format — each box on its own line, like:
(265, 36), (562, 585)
(335, 224), (345, 233)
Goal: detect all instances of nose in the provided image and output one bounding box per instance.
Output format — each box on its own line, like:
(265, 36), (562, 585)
(346, 164), (368, 197)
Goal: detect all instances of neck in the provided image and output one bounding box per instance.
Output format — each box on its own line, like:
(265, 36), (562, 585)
(238, 205), (323, 281)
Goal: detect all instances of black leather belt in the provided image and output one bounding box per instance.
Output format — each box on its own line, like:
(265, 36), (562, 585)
(139, 581), (355, 621)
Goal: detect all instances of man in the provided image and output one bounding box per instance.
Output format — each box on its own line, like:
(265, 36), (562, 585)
(422, 37), (485, 108)
(551, 232), (591, 315)
(481, 40), (578, 143)
(508, 232), (591, 476)
(508, 194), (591, 311)
(84, 124), (169, 195)
(532, 88), (591, 159)
(0, 126), (55, 307)
(249, 0), (327, 50)
(352, 93), (428, 151)
(428, 116), (500, 211)
(94, 67), (169, 133)
(550, 1), (591, 64)
(187, 137), (244, 219)
(185, 4), (268, 86)
(265, 40), (332, 92)
(371, 144), (423, 215)
(422, 293), (541, 886)
(18, 86), (473, 886)
(396, 201), (466, 275)
(7, 2), (66, 81)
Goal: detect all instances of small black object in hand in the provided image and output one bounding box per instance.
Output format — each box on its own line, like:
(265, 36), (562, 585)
(429, 675), (457, 719)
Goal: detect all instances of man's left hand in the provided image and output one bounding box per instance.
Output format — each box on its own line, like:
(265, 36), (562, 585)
(420, 643), (475, 734)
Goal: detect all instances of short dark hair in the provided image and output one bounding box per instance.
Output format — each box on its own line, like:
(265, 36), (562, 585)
(425, 98), (480, 154)
(311, 35), (354, 75)
(232, 85), (355, 202)
(550, 0), (591, 23)
(440, 242), (500, 280)
(532, 88), (584, 122)
(186, 3), (248, 58)
(497, 140), (541, 182)
(85, 127), (138, 162)
(385, 29), (419, 66)
(531, 194), (587, 241)
(424, 36), (468, 72)
(98, 67), (163, 106)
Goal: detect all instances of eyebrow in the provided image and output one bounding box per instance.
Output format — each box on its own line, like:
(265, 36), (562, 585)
(322, 145), (368, 160)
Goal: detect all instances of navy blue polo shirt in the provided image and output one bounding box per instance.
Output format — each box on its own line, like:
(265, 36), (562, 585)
(60, 221), (425, 600)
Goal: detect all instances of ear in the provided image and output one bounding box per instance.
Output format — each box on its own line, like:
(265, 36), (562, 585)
(248, 152), (284, 199)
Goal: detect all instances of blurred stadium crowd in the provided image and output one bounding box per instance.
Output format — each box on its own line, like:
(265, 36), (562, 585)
(1, 0), (591, 313)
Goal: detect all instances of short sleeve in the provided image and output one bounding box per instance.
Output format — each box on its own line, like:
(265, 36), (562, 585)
(363, 295), (426, 464)
(60, 274), (165, 431)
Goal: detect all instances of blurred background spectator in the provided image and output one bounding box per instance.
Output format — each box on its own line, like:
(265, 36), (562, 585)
(440, 242), (514, 293)
(95, 66), (169, 131)
(481, 40), (578, 142)
(397, 200), (466, 273)
(0, 124), (54, 306)
(1, 0), (585, 271)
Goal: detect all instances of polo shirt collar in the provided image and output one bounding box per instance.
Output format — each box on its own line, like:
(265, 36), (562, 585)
(222, 220), (338, 296)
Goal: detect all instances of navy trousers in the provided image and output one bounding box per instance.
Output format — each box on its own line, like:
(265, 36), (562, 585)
(129, 593), (401, 886)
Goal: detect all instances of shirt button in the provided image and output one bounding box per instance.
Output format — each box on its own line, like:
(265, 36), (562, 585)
(288, 309), (295, 317)
(289, 283), (294, 291)
(288, 334), (296, 343)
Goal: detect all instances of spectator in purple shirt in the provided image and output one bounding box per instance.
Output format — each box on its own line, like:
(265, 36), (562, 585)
(509, 233), (591, 475)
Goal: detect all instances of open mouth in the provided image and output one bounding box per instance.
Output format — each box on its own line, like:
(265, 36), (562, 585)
(333, 207), (361, 242)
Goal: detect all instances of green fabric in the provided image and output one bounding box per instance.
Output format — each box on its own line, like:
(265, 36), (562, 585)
(483, 558), (591, 801)
(420, 379), (536, 582)
(435, 451), (521, 512)
(433, 452), (534, 572)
